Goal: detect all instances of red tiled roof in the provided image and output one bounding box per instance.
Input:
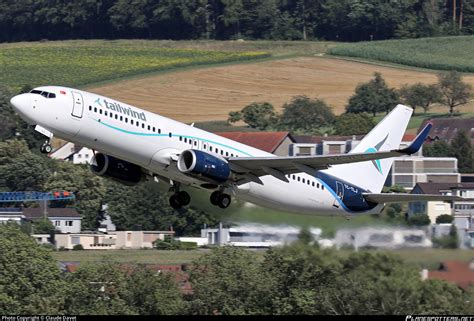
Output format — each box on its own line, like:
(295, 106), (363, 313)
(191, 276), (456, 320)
(294, 133), (416, 145)
(215, 132), (292, 153)
(428, 261), (474, 290)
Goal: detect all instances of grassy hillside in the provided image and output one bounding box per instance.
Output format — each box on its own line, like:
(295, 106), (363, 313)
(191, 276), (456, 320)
(0, 40), (270, 91)
(328, 36), (474, 72)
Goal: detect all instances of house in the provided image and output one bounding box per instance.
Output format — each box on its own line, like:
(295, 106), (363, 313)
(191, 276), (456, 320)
(179, 223), (322, 248)
(0, 207), (81, 234)
(55, 230), (175, 250)
(23, 207), (82, 234)
(386, 157), (460, 190)
(290, 134), (419, 156)
(50, 142), (94, 164)
(422, 260), (474, 290)
(334, 227), (432, 250)
(409, 182), (474, 223)
(215, 131), (294, 156)
(420, 118), (474, 145)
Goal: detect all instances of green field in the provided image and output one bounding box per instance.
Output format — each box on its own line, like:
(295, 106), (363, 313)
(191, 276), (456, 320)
(328, 36), (474, 72)
(0, 40), (270, 91)
(52, 248), (473, 269)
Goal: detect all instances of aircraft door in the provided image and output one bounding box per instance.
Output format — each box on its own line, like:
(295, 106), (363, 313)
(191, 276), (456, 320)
(71, 91), (84, 118)
(332, 181), (345, 208)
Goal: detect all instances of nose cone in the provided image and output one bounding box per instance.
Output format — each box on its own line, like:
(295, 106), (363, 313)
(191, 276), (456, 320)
(10, 94), (35, 124)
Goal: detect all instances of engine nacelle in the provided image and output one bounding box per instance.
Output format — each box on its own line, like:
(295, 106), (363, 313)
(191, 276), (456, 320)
(90, 153), (143, 186)
(177, 149), (231, 183)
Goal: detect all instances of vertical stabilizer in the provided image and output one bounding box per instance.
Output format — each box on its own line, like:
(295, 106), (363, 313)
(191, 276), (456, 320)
(324, 104), (413, 193)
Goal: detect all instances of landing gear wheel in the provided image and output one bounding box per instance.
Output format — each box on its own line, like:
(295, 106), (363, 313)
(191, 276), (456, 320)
(40, 142), (52, 154)
(169, 194), (182, 210)
(210, 191), (220, 206)
(177, 191), (191, 206)
(217, 193), (231, 209)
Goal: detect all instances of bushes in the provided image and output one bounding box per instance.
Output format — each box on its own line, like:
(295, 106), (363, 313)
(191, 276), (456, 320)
(154, 238), (197, 250)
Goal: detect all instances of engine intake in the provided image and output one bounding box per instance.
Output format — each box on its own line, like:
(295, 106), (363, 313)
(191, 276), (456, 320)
(90, 153), (143, 186)
(177, 149), (231, 183)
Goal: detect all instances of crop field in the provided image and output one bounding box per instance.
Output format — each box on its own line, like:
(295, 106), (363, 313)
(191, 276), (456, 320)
(0, 40), (270, 91)
(328, 35), (474, 72)
(90, 56), (474, 123)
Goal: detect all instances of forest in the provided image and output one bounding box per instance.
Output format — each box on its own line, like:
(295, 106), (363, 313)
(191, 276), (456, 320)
(1, 0), (473, 43)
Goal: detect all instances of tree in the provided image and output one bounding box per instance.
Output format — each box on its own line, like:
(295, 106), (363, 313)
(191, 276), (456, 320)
(0, 85), (16, 141)
(44, 162), (106, 230)
(236, 102), (277, 130)
(450, 130), (473, 173)
(436, 214), (454, 224)
(32, 218), (56, 234)
(334, 112), (375, 135)
(398, 83), (442, 114)
(437, 70), (472, 115)
(0, 223), (66, 314)
(297, 227), (313, 245)
(423, 140), (452, 157)
(124, 265), (185, 315)
(63, 261), (134, 315)
(3, 152), (52, 191)
(227, 111), (242, 123)
(408, 213), (431, 226)
(346, 73), (399, 116)
(278, 96), (335, 134)
(188, 246), (273, 315)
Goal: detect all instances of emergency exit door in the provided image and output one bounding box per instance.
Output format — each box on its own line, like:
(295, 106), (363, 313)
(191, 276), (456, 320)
(71, 91), (84, 118)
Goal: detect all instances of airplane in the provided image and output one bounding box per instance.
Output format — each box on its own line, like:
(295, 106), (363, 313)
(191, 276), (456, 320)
(9, 86), (460, 216)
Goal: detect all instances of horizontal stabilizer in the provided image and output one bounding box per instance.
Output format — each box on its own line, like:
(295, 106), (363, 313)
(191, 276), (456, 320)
(363, 193), (463, 204)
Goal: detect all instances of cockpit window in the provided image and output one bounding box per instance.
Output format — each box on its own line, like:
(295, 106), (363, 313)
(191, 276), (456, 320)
(30, 89), (56, 99)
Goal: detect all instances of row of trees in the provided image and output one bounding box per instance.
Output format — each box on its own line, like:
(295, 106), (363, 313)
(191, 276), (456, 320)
(347, 71), (472, 116)
(228, 70), (472, 135)
(1, 0), (474, 43)
(1, 223), (472, 315)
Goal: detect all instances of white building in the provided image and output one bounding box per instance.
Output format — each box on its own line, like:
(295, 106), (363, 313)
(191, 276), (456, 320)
(55, 230), (175, 250)
(179, 223), (322, 248)
(0, 207), (82, 234)
(50, 142), (94, 165)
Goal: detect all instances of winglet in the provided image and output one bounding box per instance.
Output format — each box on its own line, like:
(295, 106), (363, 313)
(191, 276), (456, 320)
(399, 122), (432, 155)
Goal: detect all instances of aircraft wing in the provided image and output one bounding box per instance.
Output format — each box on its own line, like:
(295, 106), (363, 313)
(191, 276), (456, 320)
(228, 123), (432, 184)
(362, 193), (463, 204)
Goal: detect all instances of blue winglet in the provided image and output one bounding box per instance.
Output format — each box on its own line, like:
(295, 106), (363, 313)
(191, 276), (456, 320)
(400, 123), (432, 155)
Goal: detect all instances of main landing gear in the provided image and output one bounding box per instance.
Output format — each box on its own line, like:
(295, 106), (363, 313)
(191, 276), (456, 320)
(210, 191), (231, 209)
(169, 184), (191, 210)
(40, 140), (52, 154)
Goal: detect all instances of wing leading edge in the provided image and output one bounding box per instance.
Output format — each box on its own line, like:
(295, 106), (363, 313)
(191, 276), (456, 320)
(228, 122), (432, 184)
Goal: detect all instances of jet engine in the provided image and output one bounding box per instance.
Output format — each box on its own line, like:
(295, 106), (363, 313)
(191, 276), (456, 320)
(177, 149), (231, 183)
(90, 153), (143, 186)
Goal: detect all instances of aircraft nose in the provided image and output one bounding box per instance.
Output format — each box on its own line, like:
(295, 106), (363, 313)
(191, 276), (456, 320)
(10, 94), (29, 112)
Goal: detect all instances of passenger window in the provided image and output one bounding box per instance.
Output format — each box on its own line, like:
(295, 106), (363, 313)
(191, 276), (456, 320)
(153, 127), (156, 132)
(210, 146), (213, 152)
(302, 178), (305, 184)
(99, 109), (102, 114)
(158, 129), (161, 134)
(105, 111), (108, 116)
(297, 177), (300, 182)
(312, 182), (315, 187)
(131, 120), (134, 125)
(110, 113), (113, 118)
(179, 136), (182, 141)
(184, 138), (187, 143)
(322, 185), (324, 190)
(148, 125), (150, 130)
(120, 116), (123, 121)
(136, 122), (139, 127)
(169, 132), (172, 138)
(226, 152), (229, 157)
(203, 143), (207, 150)
(115, 114), (118, 120)
(142, 123), (145, 129)
(94, 107), (97, 113)
(89, 106), (92, 111)
(125, 118), (128, 123)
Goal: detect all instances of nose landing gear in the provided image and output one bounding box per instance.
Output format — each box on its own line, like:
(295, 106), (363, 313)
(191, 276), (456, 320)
(210, 191), (231, 209)
(40, 140), (52, 154)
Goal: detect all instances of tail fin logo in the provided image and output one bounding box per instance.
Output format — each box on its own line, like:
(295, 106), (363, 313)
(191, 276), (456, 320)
(364, 134), (388, 174)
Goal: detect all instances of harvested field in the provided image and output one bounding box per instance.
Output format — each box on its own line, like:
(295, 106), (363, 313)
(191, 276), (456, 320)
(89, 56), (474, 123)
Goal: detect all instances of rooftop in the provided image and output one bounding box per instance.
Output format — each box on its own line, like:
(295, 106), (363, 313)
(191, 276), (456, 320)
(215, 131), (293, 153)
(428, 261), (474, 290)
(412, 182), (474, 195)
(23, 207), (81, 219)
(293, 133), (415, 144)
(420, 118), (474, 143)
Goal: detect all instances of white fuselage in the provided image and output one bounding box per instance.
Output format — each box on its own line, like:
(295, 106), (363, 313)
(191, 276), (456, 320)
(10, 86), (384, 216)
